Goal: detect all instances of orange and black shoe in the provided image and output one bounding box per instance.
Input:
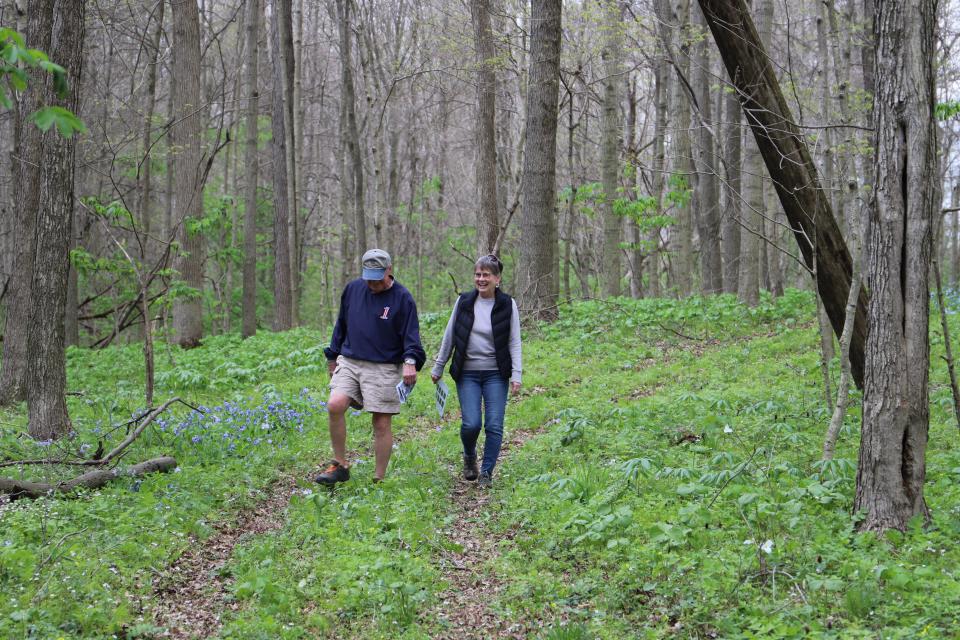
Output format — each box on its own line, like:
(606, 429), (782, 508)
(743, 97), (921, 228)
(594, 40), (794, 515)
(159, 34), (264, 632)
(315, 460), (350, 485)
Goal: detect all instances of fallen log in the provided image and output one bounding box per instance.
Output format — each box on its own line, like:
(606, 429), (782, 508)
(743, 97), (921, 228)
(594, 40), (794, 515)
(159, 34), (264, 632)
(0, 456), (177, 499)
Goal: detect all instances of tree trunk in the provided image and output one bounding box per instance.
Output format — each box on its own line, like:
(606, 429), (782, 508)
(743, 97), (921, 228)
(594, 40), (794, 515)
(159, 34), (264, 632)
(649, 48), (670, 298)
(721, 63), (741, 295)
(337, 0), (366, 263)
(27, 0), (85, 440)
(692, 4), (721, 294)
(138, 0), (164, 248)
(472, 0), (499, 255)
(698, 0), (867, 389)
(170, 0), (206, 348)
(241, 0), (261, 338)
(737, 119), (762, 306)
(275, 0), (299, 326)
(269, 5), (293, 331)
(854, 0), (937, 532)
(600, 0), (623, 298)
(517, 0), (562, 320)
(0, 0), (52, 407)
(656, 0), (694, 296)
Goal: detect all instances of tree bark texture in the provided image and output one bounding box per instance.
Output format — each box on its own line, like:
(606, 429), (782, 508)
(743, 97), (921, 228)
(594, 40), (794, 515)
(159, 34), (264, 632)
(473, 0), (500, 255)
(170, 0), (206, 348)
(655, 0), (694, 296)
(0, 0), (52, 406)
(698, 0), (867, 389)
(337, 0), (366, 264)
(0, 457), (177, 499)
(270, 7), (293, 331)
(241, 0), (261, 338)
(722, 70), (741, 295)
(518, 0), (562, 320)
(649, 53), (670, 298)
(600, 0), (623, 298)
(854, 0), (938, 532)
(692, 3), (721, 294)
(22, 0), (84, 440)
(275, 0), (299, 325)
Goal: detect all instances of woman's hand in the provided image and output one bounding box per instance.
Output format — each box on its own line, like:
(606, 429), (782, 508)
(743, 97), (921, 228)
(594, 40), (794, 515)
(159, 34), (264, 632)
(510, 381), (521, 396)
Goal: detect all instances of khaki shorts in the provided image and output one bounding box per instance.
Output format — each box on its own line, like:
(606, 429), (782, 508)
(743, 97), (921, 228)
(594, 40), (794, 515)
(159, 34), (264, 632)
(330, 356), (403, 414)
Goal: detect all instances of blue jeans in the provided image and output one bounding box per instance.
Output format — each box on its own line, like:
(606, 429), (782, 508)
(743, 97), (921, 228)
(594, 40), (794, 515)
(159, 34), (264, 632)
(456, 370), (509, 475)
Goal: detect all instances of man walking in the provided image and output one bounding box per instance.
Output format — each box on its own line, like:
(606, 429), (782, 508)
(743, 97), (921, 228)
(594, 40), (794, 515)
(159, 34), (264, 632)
(317, 249), (426, 484)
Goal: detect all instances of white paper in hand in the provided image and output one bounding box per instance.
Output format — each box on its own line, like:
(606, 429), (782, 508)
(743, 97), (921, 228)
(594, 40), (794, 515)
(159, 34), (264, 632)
(395, 380), (415, 404)
(435, 380), (449, 418)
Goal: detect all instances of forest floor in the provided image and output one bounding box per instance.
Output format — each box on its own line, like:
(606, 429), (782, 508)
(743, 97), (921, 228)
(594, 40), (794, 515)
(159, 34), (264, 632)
(4, 292), (960, 639)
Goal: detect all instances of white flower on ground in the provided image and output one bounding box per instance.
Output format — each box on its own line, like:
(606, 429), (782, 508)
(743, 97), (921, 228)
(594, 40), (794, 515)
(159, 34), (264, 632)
(760, 539), (774, 554)
(723, 425), (734, 434)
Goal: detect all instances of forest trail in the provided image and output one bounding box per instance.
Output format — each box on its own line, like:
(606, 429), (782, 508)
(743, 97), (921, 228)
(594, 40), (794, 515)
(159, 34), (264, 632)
(423, 422), (550, 639)
(151, 474), (299, 639)
(145, 397), (481, 637)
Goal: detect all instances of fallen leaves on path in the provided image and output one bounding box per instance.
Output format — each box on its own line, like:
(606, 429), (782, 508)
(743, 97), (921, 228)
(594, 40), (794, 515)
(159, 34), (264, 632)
(150, 474), (298, 639)
(423, 427), (549, 640)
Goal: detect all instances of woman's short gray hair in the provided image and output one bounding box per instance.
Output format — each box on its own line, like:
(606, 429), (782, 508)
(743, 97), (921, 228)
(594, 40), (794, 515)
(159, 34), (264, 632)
(475, 254), (503, 276)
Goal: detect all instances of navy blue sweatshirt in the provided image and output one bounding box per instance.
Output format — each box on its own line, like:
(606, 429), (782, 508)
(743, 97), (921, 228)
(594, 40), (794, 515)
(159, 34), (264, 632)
(323, 278), (426, 369)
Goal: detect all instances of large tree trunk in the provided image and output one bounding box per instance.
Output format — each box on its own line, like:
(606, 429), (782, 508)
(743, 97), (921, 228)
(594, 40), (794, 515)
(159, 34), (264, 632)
(721, 68), (741, 296)
(170, 0), (206, 348)
(337, 0), (366, 264)
(473, 0), (499, 255)
(269, 6), (293, 331)
(692, 3), (721, 294)
(0, 0), (52, 407)
(517, 0), (561, 320)
(648, 52), (670, 298)
(698, 0), (867, 389)
(656, 0), (694, 296)
(854, 0), (938, 532)
(275, 0), (299, 326)
(241, 0), (261, 338)
(599, 0), (623, 298)
(26, 0), (85, 440)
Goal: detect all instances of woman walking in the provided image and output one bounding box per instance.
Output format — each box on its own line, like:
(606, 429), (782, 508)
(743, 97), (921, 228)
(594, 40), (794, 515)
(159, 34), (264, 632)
(431, 255), (522, 487)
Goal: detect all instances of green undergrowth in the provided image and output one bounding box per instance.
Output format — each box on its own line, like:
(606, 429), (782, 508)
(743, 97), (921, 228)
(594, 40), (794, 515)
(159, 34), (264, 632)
(2, 290), (960, 638)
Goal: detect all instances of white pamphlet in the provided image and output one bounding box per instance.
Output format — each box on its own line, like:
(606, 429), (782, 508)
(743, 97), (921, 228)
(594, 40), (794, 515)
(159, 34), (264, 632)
(435, 380), (449, 418)
(396, 380), (415, 403)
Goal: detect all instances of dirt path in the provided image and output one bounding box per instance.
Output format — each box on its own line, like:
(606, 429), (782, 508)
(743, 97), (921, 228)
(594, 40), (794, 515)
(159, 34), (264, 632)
(148, 412), (446, 638)
(151, 474), (300, 639)
(424, 425), (548, 640)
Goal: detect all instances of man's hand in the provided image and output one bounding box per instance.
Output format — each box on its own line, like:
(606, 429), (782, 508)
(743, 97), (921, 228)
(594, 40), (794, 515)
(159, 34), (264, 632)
(327, 359), (337, 377)
(510, 381), (521, 396)
(430, 373), (440, 384)
(402, 363), (417, 386)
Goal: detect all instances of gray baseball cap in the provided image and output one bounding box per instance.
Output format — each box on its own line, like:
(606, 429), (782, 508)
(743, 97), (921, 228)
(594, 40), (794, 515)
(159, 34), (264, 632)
(361, 249), (392, 280)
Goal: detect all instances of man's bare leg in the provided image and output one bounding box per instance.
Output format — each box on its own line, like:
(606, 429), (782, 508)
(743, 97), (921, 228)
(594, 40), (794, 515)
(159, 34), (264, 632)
(327, 392), (353, 465)
(372, 412), (393, 480)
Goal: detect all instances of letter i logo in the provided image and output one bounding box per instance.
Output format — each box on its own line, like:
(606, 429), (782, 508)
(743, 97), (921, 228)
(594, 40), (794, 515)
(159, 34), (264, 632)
(380, 306), (391, 319)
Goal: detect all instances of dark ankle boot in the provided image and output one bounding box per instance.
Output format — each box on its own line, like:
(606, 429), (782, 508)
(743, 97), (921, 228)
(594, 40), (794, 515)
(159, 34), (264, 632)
(463, 455), (479, 481)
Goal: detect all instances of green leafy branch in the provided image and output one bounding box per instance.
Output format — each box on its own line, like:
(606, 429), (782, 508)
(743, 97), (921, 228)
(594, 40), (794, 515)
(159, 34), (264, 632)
(936, 100), (960, 121)
(0, 26), (86, 137)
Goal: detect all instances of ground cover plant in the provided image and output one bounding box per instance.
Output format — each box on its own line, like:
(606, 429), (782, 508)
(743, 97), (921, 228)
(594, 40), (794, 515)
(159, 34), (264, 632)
(2, 291), (960, 638)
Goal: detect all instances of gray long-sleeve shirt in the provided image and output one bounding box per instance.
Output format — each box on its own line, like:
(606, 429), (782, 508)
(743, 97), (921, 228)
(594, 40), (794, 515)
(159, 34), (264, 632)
(431, 295), (522, 384)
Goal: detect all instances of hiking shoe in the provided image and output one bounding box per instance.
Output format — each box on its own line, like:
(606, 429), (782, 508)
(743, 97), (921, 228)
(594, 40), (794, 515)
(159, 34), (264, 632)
(463, 455), (479, 481)
(315, 460), (350, 485)
(477, 471), (492, 488)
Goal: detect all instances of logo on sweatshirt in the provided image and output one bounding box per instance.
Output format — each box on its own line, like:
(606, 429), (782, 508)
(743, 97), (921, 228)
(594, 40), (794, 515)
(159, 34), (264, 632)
(380, 306), (391, 320)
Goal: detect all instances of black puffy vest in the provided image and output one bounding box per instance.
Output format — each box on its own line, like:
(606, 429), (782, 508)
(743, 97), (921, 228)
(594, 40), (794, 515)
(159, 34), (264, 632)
(449, 289), (513, 382)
